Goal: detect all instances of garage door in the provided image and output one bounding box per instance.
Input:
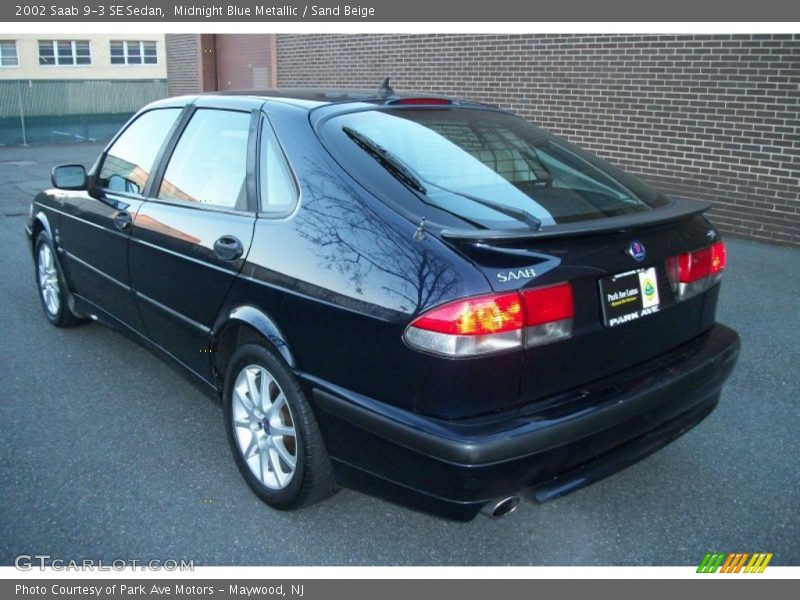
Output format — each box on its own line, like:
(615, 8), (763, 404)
(214, 34), (275, 91)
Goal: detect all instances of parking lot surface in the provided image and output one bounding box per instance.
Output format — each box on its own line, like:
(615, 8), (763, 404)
(0, 143), (797, 565)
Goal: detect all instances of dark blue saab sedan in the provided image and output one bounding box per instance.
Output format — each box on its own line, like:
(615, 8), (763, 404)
(26, 85), (740, 519)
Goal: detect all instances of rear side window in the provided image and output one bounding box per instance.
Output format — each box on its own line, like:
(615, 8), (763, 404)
(98, 108), (181, 195)
(259, 119), (297, 214)
(159, 109), (251, 210)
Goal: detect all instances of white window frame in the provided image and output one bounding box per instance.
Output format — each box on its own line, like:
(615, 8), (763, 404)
(0, 40), (19, 68)
(38, 40), (92, 67)
(110, 40), (158, 66)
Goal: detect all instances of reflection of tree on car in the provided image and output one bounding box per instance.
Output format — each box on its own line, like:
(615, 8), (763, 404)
(296, 156), (461, 315)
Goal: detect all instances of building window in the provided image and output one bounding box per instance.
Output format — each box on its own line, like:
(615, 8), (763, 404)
(0, 41), (19, 67)
(38, 40), (91, 66)
(110, 41), (157, 65)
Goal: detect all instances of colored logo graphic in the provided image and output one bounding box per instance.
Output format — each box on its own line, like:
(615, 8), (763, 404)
(643, 279), (655, 300)
(697, 552), (773, 573)
(627, 240), (646, 262)
(637, 267), (660, 309)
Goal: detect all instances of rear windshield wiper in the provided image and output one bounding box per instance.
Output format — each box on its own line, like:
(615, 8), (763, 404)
(342, 127), (427, 194)
(342, 126), (484, 229)
(342, 126), (541, 231)
(427, 183), (542, 231)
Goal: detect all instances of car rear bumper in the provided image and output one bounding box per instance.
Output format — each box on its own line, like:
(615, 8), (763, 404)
(304, 323), (740, 520)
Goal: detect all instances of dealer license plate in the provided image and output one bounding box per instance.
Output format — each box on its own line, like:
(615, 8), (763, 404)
(599, 267), (661, 327)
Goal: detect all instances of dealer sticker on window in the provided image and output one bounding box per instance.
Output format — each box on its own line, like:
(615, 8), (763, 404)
(599, 267), (661, 327)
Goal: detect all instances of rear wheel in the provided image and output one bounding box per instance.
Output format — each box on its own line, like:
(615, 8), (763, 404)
(34, 231), (82, 327)
(223, 343), (336, 509)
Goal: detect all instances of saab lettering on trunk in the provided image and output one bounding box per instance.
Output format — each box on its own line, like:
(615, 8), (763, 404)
(497, 268), (536, 283)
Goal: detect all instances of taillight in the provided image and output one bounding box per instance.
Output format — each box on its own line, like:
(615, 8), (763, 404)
(667, 241), (726, 301)
(410, 292), (524, 336)
(522, 283), (574, 348)
(404, 283), (574, 357)
(710, 241), (727, 275)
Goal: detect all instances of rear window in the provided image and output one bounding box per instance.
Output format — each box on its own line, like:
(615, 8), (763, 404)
(322, 108), (668, 228)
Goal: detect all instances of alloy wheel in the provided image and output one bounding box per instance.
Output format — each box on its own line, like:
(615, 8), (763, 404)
(231, 364), (298, 490)
(38, 243), (60, 316)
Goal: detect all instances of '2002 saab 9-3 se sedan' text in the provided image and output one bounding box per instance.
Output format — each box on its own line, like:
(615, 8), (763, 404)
(27, 84), (740, 519)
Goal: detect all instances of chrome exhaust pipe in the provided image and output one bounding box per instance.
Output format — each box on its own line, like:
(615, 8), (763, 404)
(480, 496), (521, 518)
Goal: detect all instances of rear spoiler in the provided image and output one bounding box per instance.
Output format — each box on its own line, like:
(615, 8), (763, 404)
(440, 198), (711, 243)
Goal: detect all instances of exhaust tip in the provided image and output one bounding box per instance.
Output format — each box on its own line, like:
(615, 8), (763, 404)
(480, 496), (521, 518)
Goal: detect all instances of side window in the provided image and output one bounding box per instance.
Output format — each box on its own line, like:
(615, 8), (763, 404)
(158, 109), (251, 210)
(259, 119), (298, 214)
(98, 108), (181, 195)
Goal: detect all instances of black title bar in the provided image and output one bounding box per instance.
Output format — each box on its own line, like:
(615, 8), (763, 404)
(3, 0), (800, 22)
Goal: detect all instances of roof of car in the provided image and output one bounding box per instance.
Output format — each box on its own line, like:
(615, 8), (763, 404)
(221, 87), (387, 103)
(145, 87), (503, 115)
(214, 87), (500, 111)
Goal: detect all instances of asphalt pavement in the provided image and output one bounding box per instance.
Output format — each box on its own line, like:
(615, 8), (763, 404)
(0, 142), (797, 566)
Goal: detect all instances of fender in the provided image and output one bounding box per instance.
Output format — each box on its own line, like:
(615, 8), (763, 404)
(29, 205), (87, 319)
(29, 204), (55, 252)
(34, 209), (54, 235)
(212, 304), (296, 368)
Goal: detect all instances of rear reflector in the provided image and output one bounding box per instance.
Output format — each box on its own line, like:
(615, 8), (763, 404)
(667, 241), (726, 301)
(404, 283), (574, 357)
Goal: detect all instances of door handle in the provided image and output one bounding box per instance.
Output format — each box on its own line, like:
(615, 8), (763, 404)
(213, 235), (244, 261)
(113, 210), (132, 231)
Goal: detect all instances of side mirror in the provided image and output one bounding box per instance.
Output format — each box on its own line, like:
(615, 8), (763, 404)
(51, 164), (87, 191)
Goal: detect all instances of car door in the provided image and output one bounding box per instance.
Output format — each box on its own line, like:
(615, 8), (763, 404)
(57, 107), (184, 332)
(128, 105), (258, 383)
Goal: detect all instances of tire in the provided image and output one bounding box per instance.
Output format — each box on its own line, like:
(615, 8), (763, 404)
(34, 231), (83, 328)
(223, 343), (336, 510)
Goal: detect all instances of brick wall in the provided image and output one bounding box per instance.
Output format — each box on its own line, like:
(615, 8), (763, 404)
(165, 34), (200, 96)
(277, 34), (800, 247)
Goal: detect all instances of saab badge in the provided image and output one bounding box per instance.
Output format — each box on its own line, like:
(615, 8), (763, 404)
(627, 240), (646, 262)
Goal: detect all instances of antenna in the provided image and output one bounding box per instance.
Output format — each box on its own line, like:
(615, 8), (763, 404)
(378, 77), (395, 98)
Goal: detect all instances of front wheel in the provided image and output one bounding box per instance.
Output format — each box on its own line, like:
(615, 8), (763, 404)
(223, 343), (336, 510)
(34, 231), (83, 327)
